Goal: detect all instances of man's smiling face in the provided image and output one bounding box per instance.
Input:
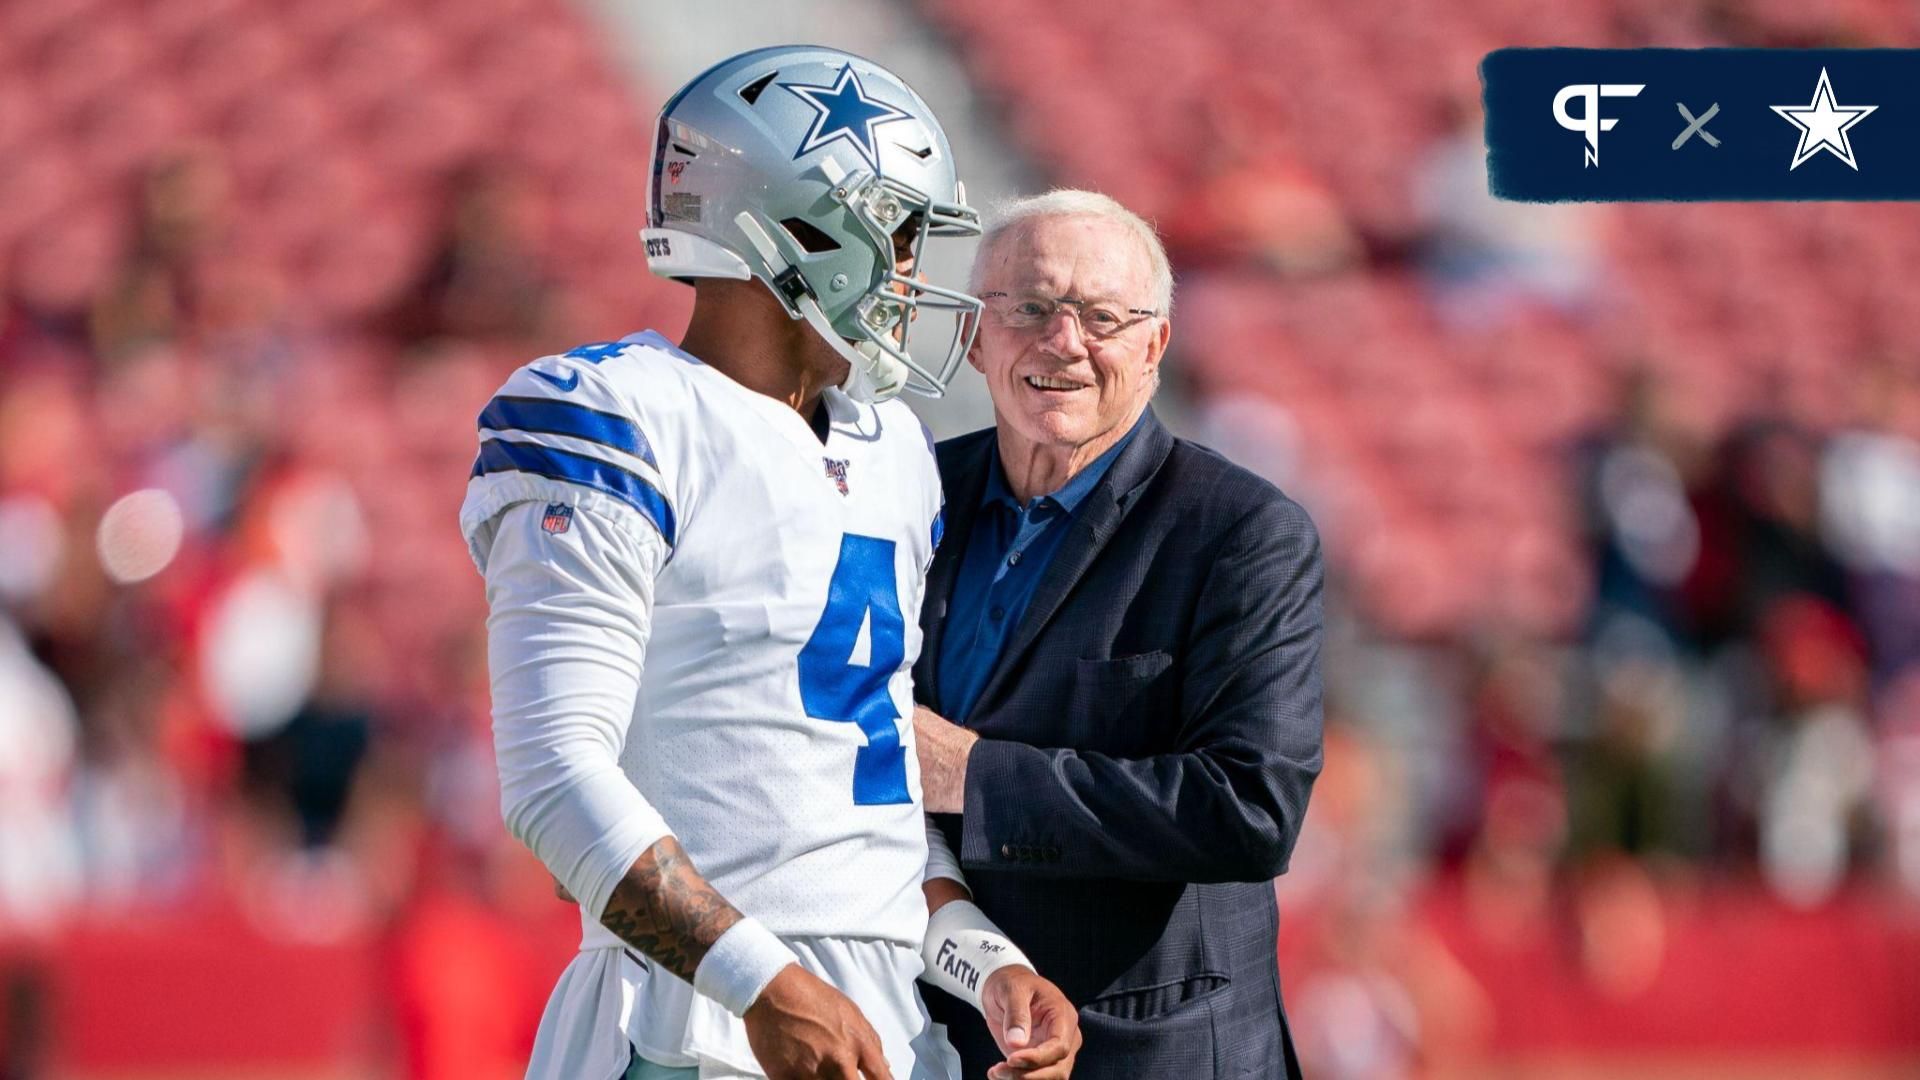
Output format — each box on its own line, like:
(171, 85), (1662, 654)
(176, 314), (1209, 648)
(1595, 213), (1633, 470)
(969, 214), (1169, 454)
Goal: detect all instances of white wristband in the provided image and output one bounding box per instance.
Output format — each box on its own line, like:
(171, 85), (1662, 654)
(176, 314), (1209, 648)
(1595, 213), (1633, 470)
(920, 899), (1032, 1013)
(693, 918), (798, 1017)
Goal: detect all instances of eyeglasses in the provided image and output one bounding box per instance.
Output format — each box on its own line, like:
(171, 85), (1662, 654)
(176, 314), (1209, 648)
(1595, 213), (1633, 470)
(978, 291), (1158, 341)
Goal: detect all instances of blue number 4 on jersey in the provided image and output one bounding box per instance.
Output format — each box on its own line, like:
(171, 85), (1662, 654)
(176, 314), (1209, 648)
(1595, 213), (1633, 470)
(798, 534), (911, 805)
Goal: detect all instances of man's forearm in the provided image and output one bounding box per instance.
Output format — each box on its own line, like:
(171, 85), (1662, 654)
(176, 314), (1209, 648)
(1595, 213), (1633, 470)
(600, 836), (745, 981)
(959, 740), (1316, 883)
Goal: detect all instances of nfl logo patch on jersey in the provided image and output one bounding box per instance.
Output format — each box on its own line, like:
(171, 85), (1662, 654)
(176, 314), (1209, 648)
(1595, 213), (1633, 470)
(541, 503), (575, 535)
(823, 457), (850, 496)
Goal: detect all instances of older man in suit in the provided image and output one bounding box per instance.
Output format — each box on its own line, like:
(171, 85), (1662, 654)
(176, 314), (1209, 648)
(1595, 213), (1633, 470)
(914, 190), (1324, 1079)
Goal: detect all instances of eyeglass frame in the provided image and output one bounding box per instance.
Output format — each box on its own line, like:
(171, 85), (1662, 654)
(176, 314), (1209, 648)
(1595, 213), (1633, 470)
(976, 290), (1161, 341)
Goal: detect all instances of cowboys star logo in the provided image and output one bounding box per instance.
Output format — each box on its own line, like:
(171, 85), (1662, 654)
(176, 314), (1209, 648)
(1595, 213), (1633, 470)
(781, 63), (910, 172)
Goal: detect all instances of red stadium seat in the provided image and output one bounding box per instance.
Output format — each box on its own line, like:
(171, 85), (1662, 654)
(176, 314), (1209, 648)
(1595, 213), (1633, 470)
(0, 148), (90, 252)
(143, 0), (250, 51)
(68, 85), (196, 183)
(217, 82), (343, 186)
(290, 205), (428, 325)
(28, 19), (152, 117)
(363, 81), (487, 177)
(174, 16), (301, 116)
(8, 202), (127, 316)
(0, 72), (46, 157)
(459, 15), (598, 113)
(275, 0), (394, 47)
(0, 0), (106, 59)
(317, 17), (447, 116)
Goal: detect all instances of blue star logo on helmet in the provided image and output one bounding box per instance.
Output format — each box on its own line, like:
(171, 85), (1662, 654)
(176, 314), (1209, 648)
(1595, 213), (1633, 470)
(781, 63), (911, 172)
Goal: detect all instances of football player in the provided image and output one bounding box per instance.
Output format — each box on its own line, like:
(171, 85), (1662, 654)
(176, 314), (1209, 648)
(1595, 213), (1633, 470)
(460, 47), (1080, 1080)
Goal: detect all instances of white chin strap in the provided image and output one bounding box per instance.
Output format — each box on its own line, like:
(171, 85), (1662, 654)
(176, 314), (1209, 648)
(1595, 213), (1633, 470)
(733, 213), (909, 403)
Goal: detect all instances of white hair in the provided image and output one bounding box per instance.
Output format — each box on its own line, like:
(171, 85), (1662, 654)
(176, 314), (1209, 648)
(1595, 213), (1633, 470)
(969, 188), (1174, 316)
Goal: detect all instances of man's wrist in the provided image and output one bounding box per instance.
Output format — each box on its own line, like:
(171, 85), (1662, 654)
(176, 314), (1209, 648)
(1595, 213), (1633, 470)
(693, 917), (798, 1017)
(945, 735), (975, 806)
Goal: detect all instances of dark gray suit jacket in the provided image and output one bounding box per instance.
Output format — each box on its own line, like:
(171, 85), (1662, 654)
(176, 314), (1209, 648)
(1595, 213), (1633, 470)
(916, 409), (1323, 1080)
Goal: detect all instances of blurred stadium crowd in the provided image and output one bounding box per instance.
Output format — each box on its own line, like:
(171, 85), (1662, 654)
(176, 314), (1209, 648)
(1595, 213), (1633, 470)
(1, 0), (1918, 1076)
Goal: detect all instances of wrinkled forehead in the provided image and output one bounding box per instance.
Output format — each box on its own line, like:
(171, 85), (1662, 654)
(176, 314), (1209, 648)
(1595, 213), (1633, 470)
(981, 214), (1153, 301)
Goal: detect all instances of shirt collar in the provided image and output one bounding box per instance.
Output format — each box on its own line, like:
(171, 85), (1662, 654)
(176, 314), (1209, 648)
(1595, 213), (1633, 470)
(982, 410), (1147, 515)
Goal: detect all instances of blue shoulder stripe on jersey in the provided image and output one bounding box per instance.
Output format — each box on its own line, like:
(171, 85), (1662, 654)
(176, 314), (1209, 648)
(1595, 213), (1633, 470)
(478, 396), (658, 469)
(475, 439), (676, 546)
(931, 506), (945, 551)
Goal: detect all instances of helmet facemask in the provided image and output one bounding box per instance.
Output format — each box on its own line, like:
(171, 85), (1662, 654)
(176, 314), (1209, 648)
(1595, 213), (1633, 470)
(822, 164), (983, 401)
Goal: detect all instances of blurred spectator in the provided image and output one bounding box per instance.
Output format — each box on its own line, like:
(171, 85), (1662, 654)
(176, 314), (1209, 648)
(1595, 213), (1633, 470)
(1714, 420), (1851, 640)
(1754, 596), (1876, 906)
(1572, 368), (1709, 644)
(1878, 672), (1920, 899)
(1412, 95), (1604, 326)
(383, 165), (557, 347)
(0, 617), (81, 935)
(89, 147), (232, 361)
(1566, 630), (1692, 862)
(7, 215), (121, 356)
(1192, 393), (1306, 496)
(1821, 360), (1920, 681)
(1443, 638), (1565, 864)
(1280, 719), (1495, 1076)
(235, 600), (373, 851)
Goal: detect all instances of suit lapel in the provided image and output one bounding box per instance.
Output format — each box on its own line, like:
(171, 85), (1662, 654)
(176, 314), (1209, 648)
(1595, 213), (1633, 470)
(968, 410), (1175, 716)
(918, 432), (995, 712)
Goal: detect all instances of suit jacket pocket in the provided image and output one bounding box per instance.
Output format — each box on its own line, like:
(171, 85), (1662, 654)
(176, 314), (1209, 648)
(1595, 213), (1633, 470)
(1077, 650), (1174, 683)
(1078, 975), (1228, 1078)
(1069, 651), (1176, 755)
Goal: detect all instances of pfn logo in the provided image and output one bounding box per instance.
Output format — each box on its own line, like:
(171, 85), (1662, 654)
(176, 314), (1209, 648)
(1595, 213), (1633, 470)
(1553, 83), (1645, 166)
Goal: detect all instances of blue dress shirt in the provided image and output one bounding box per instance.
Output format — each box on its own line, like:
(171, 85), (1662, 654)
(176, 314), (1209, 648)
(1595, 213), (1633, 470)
(935, 416), (1144, 722)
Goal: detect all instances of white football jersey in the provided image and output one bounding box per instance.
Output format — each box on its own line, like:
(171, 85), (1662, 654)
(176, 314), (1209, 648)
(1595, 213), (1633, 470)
(460, 330), (943, 949)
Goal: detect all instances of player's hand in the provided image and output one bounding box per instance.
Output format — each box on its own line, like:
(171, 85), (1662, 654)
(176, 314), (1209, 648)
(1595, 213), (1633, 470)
(744, 963), (894, 1080)
(981, 965), (1081, 1080)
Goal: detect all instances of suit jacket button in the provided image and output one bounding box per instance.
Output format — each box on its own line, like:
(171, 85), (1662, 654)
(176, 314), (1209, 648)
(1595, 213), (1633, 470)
(1001, 844), (1014, 860)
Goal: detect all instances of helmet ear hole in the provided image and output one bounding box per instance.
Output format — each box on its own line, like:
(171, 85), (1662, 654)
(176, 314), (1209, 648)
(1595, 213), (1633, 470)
(779, 217), (842, 254)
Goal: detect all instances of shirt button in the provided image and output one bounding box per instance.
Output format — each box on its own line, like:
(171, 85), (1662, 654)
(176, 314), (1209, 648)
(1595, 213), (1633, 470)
(989, 606), (1005, 621)
(1007, 551), (1022, 566)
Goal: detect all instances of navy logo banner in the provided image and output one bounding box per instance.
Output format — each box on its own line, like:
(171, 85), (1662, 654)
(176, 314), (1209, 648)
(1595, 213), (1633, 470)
(1484, 49), (1919, 201)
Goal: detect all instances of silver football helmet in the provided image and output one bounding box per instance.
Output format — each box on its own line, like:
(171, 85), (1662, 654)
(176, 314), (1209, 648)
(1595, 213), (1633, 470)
(641, 46), (983, 401)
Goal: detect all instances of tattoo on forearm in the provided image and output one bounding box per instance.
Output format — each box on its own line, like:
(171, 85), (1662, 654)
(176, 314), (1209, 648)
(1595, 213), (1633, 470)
(599, 837), (744, 982)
